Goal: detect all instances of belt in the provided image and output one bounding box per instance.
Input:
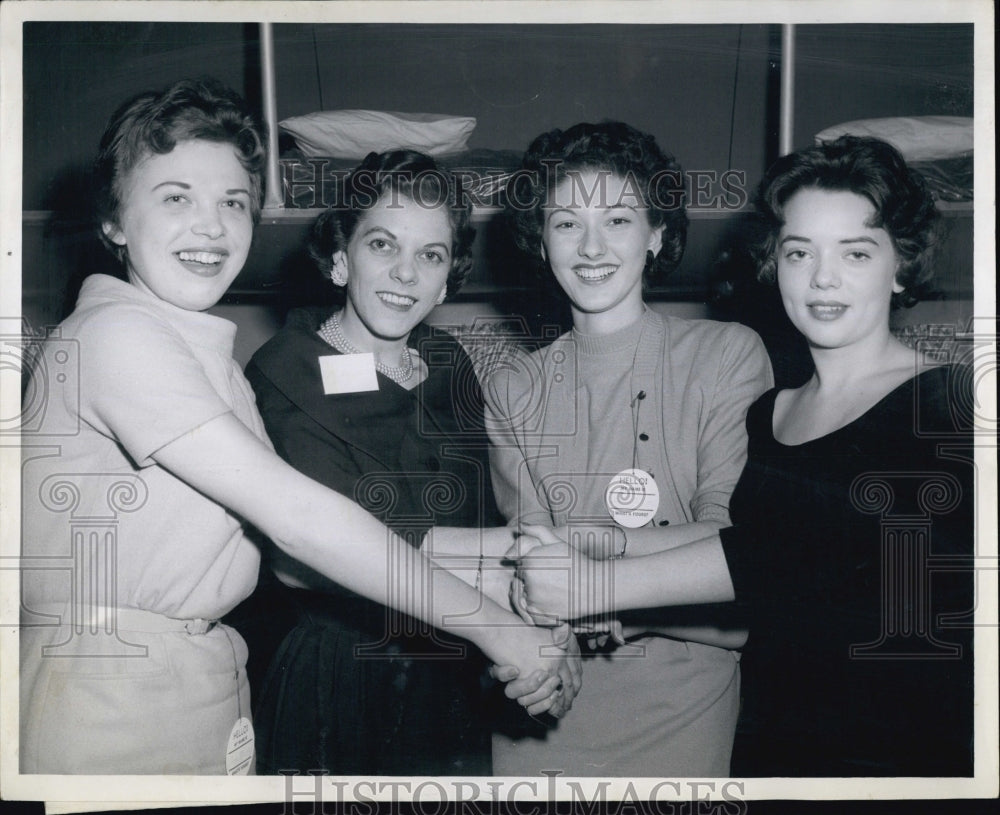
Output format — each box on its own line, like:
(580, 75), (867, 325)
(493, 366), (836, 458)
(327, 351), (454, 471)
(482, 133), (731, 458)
(30, 603), (219, 635)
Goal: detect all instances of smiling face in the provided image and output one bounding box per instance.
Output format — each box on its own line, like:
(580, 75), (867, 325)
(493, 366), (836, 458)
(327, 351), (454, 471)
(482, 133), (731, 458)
(335, 194), (453, 351)
(542, 169), (664, 334)
(776, 187), (903, 352)
(102, 139), (254, 312)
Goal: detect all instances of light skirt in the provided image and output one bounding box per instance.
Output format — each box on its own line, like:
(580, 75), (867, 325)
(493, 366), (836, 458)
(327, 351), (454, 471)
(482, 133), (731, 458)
(20, 619), (252, 775)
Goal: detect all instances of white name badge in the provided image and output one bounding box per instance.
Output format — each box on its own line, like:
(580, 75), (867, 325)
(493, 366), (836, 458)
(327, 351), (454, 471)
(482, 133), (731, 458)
(226, 716), (254, 775)
(319, 353), (379, 395)
(605, 468), (659, 528)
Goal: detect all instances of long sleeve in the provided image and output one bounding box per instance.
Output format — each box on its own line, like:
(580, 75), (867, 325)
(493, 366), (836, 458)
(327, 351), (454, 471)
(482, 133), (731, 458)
(483, 357), (557, 527)
(688, 323), (774, 523)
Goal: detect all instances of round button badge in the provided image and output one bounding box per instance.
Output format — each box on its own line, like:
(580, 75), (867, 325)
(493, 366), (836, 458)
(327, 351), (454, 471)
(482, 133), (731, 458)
(605, 468), (659, 528)
(226, 716), (255, 775)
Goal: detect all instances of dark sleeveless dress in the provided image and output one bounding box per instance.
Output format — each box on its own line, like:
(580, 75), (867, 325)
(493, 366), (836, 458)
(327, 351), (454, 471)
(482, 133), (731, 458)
(719, 365), (975, 776)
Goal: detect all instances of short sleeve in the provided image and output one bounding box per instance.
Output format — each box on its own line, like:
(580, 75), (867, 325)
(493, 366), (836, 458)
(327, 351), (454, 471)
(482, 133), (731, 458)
(690, 324), (774, 523)
(76, 304), (233, 466)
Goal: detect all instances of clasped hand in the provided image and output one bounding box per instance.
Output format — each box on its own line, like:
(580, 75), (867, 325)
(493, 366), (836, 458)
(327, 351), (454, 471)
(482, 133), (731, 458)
(508, 525), (625, 648)
(490, 622), (582, 718)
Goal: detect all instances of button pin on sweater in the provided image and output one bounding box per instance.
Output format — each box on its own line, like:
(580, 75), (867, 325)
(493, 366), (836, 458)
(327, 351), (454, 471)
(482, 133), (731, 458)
(607, 391), (659, 527)
(605, 467), (659, 528)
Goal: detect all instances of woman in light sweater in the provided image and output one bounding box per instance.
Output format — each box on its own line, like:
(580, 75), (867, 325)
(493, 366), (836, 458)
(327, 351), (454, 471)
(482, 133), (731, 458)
(484, 121), (773, 776)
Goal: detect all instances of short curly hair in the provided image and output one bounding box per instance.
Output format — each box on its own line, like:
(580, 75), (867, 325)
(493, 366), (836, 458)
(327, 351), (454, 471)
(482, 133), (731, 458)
(507, 121), (688, 286)
(309, 150), (476, 299)
(751, 135), (943, 308)
(94, 77), (267, 263)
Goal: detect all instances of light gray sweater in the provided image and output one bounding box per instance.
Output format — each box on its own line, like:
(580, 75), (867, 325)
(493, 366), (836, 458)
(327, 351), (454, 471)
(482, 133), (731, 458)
(485, 308), (774, 530)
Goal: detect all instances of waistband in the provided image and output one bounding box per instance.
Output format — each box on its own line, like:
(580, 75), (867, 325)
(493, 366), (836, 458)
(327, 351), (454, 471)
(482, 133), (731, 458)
(29, 603), (219, 635)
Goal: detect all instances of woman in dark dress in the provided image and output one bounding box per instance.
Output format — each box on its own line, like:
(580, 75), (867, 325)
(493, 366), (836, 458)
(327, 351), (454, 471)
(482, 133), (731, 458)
(243, 150), (579, 775)
(512, 135), (976, 776)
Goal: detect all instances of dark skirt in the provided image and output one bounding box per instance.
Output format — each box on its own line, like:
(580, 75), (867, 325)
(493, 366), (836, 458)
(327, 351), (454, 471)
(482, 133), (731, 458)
(253, 589), (492, 776)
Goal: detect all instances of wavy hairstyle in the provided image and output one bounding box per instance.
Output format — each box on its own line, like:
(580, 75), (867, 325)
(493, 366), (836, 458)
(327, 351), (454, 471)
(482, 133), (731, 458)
(507, 121), (688, 286)
(94, 77), (267, 263)
(751, 135), (943, 308)
(309, 150), (476, 298)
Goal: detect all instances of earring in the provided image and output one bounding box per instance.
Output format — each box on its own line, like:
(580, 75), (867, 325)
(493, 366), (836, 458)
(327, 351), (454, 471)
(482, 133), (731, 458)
(330, 254), (348, 287)
(436, 287), (447, 305)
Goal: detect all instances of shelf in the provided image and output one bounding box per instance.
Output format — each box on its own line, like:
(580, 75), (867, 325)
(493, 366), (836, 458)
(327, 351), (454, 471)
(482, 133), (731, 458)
(259, 205), (754, 224)
(24, 200), (965, 229)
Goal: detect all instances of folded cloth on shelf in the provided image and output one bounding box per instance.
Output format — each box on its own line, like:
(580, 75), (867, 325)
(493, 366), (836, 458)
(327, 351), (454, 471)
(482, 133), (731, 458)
(279, 147), (523, 209)
(815, 116), (973, 162)
(280, 109), (477, 159)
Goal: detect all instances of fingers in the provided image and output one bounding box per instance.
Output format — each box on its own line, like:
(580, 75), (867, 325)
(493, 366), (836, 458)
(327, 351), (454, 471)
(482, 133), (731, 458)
(527, 607), (562, 628)
(556, 661), (579, 707)
(562, 647), (584, 697)
(503, 668), (549, 700)
(525, 675), (569, 717)
(550, 622), (574, 649)
(510, 578), (561, 627)
(526, 689), (562, 717)
(505, 534), (541, 560)
(610, 619), (627, 646)
(507, 670), (562, 707)
(546, 625), (583, 707)
(509, 579), (536, 625)
(490, 664), (519, 683)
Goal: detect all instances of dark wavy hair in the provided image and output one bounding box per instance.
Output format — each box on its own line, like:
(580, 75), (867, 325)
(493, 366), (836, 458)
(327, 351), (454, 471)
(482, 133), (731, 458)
(507, 121), (687, 286)
(309, 150), (476, 298)
(94, 77), (267, 263)
(751, 135), (943, 308)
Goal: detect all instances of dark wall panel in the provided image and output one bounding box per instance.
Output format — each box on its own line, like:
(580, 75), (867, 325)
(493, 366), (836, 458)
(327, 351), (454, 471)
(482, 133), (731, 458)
(22, 22), (251, 211)
(792, 24), (974, 149)
(277, 23), (772, 184)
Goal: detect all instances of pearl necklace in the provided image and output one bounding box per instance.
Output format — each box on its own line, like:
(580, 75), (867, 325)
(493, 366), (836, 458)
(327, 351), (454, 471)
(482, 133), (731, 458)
(319, 311), (415, 385)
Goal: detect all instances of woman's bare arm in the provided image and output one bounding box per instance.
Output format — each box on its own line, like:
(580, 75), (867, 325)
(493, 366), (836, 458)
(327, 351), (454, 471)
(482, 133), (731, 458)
(152, 412), (576, 713)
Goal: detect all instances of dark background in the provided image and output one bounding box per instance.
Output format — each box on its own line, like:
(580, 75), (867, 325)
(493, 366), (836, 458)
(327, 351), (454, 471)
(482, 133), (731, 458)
(21, 23), (974, 369)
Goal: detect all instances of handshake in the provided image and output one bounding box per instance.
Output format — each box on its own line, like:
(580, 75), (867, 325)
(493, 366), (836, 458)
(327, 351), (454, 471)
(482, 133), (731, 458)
(489, 524), (627, 720)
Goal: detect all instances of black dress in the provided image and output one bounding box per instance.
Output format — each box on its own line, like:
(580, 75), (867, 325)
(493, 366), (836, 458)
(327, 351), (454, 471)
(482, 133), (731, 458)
(242, 308), (504, 775)
(719, 365), (975, 776)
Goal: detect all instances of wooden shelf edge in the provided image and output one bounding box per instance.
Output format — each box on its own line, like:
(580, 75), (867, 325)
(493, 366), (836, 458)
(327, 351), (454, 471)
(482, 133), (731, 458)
(25, 199), (971, 228)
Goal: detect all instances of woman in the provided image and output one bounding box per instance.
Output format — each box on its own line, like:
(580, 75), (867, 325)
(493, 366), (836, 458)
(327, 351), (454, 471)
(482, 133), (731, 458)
(242, 150), (578, 776)
(514, 135), (975, 776)
(19, 81), (572, 775)
(485, 122), (774, 776)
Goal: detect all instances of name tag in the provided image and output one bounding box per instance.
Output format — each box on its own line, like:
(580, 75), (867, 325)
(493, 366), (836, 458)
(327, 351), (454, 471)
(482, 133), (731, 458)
(318, 353), (379, 395)
(605, 468), (659, 528)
